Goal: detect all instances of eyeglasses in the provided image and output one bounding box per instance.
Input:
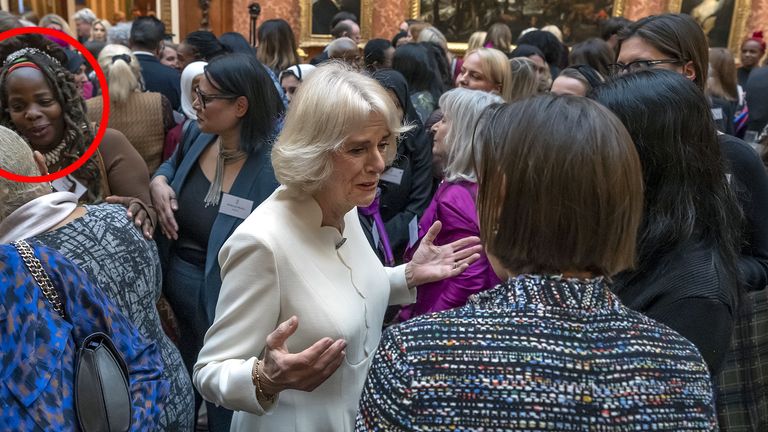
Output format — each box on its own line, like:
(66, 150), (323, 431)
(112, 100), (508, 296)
(194, 87), (238, 110)
(609, 59), (685, 75)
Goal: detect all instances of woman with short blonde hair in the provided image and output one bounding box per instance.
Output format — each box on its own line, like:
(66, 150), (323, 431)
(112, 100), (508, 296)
(272, 64), (406, 193)
(508, 57), (540, 101)
(467, 31), (487, 51)
(455, 47), (513, 101)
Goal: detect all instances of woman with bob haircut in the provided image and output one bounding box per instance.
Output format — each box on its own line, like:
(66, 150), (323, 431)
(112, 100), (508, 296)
(399, 87), (503, 321)
(356, 94), (717, 430)
(593, 69), (742, 374)
(151, 52), (285, 431)
(455, 47), (513, 101)
(615, 13), (768, 294)
(193, 63), (482, 431)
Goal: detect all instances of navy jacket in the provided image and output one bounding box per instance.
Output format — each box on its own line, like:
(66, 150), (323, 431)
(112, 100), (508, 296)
(136, 52), (182, 111)
(154, 122), (279, 322)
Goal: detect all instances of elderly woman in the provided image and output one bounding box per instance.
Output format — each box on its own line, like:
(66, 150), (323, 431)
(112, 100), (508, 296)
(151, 52), (284, 431)
(0, 127), (169, 430)
(193, 63), (482, 431)
(399, 88), (503, 321)
(356, 94), (718, 431)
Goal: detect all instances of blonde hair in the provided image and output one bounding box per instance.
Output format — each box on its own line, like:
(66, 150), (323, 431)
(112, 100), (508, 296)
(0, 126), (47, 220)
(419, 26), (448, 51)
(465, 48), (513, 101)
(467, 31), (487, 51)
(542, 25), (563, 42)
(98, 44), (142, 104)
(508, 57), (540, 101)
(273, 62), (408, 193)
(40, 14), (73, 37)
(440, 88), (504, 182)
(89, 19), (112, 42)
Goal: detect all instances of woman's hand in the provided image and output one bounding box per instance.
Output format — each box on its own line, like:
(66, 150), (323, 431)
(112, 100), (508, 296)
(405, 221), (483, 287)
(150, 176), (179, 240)
(105, 195), (157, 240)
(258, 316), (346, 396)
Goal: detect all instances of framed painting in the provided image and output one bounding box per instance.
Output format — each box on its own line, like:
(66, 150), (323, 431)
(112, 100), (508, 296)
(299, 0), (374, 47)
(410, 0), (627, 52)
(668, 0), (751, 54)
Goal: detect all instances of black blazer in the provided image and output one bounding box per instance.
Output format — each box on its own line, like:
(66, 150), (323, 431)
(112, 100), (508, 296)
(135, 52), (182, 111)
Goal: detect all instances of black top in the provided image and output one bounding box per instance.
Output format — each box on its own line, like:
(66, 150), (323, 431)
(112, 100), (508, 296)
(175, 162), (218, 266)
(135, 52), (182, 111)
(615, 240), (736, 374)
(710, 96), (736, 135)
(737, 66), (752, 88)
(745, 66), (768, 134)
(719, 133), (768, 291)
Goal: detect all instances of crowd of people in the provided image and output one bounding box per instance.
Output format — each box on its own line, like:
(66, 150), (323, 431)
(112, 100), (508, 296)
(1, 6), (768, 432)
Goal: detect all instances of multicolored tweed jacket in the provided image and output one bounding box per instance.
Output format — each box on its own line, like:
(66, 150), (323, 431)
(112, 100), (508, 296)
(0, 243), (169, 431)
(356, 274), (718, 431)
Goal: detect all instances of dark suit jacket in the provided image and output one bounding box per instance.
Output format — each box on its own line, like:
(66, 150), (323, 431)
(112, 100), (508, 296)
(745, 66), (768, 134)
(135, 52), (182, 111)
(154, 121), (279, 323)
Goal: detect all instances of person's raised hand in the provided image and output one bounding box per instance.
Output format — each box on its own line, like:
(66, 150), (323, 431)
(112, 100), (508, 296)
(258, 316), (346, 396)
(405, 221), (483, 287)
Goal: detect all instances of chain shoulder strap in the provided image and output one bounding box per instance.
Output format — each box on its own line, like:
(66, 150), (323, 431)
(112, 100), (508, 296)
(12, 240), (66, 319)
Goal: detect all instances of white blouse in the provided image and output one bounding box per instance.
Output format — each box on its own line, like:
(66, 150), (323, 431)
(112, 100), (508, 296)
(193, 186), (414, 431)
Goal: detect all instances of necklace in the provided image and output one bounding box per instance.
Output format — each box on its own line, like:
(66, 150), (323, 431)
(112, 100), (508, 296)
(43, 140), (68, 166)
(203, 139), (247, 207)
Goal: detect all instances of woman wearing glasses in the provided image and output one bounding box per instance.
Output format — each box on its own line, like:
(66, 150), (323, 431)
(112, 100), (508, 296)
(150, 53), (285, 432)
(613, 13), (768, 294)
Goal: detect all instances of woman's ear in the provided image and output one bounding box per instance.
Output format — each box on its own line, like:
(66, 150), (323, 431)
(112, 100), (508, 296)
(682, 60), (697, 81)
(235, 95), (249, 118)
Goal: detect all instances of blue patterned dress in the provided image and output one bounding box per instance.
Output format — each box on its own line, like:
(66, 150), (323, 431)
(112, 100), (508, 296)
(0, 243), (169, 431)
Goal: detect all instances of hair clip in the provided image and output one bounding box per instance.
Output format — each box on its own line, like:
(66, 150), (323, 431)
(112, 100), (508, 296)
(3, 47), (61, 68)
(111, 54), (132, 64)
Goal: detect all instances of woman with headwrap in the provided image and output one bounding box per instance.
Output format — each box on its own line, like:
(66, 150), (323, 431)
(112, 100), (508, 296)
(359, 69), (433, 265)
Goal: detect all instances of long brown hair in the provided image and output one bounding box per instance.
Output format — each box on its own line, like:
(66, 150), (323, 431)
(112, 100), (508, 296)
(707, 47), (738, 102)
(256, 19), (299, 74)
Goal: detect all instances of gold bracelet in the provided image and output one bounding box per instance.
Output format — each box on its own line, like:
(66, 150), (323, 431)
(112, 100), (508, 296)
(254, 359), (276, 404)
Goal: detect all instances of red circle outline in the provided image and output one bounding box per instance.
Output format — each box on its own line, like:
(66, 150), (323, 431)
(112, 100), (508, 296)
(0, 26), (110, 183)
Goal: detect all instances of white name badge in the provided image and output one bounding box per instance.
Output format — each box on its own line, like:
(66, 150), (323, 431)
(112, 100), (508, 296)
(408, 215), (419, 248)
(218, 193), (254, 219)
(711, 107), (724, 121)
(52, 175), (87, 199)
(380, 167), (404, 185)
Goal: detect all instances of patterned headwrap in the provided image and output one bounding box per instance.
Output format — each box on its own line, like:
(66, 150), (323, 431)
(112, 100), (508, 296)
(3, 47), (62, 68)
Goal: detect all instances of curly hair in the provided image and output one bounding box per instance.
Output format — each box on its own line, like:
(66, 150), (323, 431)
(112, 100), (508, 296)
(0, 34), (101, 202)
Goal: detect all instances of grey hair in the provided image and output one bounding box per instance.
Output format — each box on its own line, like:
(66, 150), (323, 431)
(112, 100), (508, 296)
(108, 22), (133, 47)
(272, 62), (408, 194)
(73, 8), (97, 24)
(440, 88), (504, 182)
(0, 126), (48, 220)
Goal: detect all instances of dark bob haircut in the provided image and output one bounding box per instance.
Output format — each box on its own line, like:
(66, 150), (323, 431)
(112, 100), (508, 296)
(204, 53), (285, 154)
(591, 69), (741, 286)
(474, 95), (643, 276)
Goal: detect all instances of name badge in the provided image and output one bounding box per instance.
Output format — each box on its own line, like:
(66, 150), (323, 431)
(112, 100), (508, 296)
(408, 215), (419, 248)
(380, 167), (404, 185)
(218, 193), (254, 219)
(711, 107), (724, 121)
(52, 175), (87, 199)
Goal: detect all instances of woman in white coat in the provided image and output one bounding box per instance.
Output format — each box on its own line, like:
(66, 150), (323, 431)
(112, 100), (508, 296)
(193, 62), (482, 431)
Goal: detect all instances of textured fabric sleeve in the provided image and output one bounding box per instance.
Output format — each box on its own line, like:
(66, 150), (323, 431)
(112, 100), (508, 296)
(38, 244), (169, 430)
(193, 228), (281, 414)
(355, 326), (413, 431)
(99, 128), (152, 205)
(647, 297), (733, 375)
(429, 187), (494, 312)
(721, 135), (768, 291)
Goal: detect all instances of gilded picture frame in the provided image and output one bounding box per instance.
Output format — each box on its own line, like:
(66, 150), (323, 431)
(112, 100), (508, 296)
(667, 0), (751, 55)
(299, 0), (374, 47)
(409, 0), (627, 53)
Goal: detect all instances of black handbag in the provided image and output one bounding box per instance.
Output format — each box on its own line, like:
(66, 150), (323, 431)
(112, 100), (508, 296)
(13, 240), (132, 432)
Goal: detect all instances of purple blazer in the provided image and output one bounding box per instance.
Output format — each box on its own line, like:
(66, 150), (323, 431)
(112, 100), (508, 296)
(400, 180), (501, 320)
